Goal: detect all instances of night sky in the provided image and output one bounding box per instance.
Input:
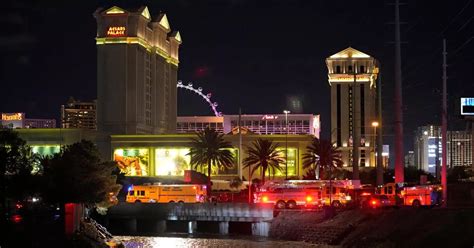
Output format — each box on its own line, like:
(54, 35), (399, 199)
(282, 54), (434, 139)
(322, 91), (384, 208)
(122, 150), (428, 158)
(1, 0), (473, 155)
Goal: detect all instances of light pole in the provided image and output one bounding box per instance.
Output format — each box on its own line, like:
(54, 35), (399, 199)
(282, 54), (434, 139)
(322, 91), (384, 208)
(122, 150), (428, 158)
(283, 110), (291, 180)
(372, 121), (379, 168)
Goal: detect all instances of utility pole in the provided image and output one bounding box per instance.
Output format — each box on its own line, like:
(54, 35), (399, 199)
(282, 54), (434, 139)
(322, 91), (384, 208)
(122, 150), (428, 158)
(441, 39), (448, 207)
(238, 108), (243, 180)
(394, 0), (405, 183)
(283, 110), (290, 180)
(376, 69), (384, 186)
(352, 68), (360, 180)
(471, 122), (474, 171)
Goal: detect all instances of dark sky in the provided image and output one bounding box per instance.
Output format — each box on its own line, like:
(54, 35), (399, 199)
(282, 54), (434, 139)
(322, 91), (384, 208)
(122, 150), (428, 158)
(1, 0), (473, 154)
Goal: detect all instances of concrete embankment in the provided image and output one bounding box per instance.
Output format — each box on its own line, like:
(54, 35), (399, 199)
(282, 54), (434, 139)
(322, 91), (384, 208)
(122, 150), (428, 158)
(270, 208), (474, 247)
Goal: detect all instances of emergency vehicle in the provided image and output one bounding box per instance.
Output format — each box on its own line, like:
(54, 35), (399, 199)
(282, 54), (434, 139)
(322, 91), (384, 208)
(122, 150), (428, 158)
(126, 184), (207, 203)
(255, 186), (322, 209)
(255, 180), (358, 209)
(377, 183), (442, 207)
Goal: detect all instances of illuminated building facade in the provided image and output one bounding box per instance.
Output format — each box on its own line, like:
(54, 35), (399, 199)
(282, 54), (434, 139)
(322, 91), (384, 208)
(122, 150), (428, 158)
(94, 6), (181, 135)
(224, 114), (320, 137)
(1, 113), (56, 129)
(177, 116), (224, 133)
(414, 125), (472, 174)
(326, 47), (379, 167)
(448, 131), (472, 167)
(414, 125), (442, 174)
(16, 129), (313, 181)
(61, 98), (96, 129)
(176, 114), (320, 138)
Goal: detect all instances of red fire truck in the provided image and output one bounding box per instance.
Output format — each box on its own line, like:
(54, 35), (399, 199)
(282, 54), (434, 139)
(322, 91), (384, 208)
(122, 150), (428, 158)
(255, 180), (358, 209)
(376, 183), (442, 207)
(255, 187), (322, 209)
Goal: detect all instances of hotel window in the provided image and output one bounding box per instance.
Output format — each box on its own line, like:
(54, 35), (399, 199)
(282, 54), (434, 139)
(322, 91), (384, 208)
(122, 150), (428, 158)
(359, 65), (365, 73)
(336, 65), (341, 73)
(348, 65), (353, 73)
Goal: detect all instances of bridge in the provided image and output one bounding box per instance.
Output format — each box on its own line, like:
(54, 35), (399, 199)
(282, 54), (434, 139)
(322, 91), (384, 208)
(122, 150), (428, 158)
(101, 203), (274, 236)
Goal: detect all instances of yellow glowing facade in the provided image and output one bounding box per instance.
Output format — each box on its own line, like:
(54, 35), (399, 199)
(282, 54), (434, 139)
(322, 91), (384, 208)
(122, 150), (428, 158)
(105, 6), (125, 15)
(16, 129), (315, 181)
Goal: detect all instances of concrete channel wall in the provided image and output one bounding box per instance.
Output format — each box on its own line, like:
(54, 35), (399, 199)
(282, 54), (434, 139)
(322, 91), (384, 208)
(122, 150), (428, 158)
(103, 203), (274, 236)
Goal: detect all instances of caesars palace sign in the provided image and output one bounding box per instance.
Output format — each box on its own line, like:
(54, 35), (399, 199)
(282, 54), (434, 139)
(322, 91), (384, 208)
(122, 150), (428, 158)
(107, 26), (126, 37)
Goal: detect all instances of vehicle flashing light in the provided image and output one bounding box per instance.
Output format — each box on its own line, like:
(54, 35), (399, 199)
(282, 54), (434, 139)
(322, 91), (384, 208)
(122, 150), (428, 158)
(371, 200), (377, 206)
(361, 192), (371, 196)
(128, 185), (133, 191)
(345, 195), (351, 201)
(193, 186), (196, 190)
(11, 214), (22, 224)
(306, 196), (313, 202)
(262, 196), (269, 202)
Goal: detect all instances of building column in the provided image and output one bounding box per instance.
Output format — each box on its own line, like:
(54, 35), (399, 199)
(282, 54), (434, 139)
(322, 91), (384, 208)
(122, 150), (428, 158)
(251, 221), (270, 237)
(188, 221), (197, 234)
(219, 221), (229, 235)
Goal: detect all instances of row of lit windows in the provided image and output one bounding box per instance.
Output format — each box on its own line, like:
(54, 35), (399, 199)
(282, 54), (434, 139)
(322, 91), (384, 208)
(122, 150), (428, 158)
(332, 62), (371, 74)
(230, 120), (310, 126)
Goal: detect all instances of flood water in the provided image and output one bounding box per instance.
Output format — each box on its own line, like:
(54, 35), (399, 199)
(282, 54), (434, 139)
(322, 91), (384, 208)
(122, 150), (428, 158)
(115, 235), (326, 248)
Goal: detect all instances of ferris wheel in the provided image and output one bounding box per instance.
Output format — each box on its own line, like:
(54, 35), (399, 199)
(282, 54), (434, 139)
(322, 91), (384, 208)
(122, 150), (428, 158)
(177, 80), (222, 117)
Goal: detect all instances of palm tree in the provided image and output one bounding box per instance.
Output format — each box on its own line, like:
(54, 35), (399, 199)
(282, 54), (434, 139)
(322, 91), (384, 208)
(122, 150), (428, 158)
(188, 127), (234, 196)
(243, 139), (284, 186)
(303, 138), (343, 206)
(303, 138), (343, 179)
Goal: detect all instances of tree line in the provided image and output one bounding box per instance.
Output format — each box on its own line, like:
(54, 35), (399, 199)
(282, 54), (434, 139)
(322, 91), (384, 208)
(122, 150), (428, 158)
(0, 129), (122, 217)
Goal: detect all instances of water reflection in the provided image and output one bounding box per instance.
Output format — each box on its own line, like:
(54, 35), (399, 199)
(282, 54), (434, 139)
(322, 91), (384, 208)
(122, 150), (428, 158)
(116, 236), (323, 248)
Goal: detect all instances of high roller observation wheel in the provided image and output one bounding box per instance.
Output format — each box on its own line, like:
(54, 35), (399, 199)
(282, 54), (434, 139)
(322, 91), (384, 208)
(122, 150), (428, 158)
(177, 80), (222, 117)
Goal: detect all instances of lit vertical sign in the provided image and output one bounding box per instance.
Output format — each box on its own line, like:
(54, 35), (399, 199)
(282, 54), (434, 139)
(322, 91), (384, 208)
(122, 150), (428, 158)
(107, 26), (126, 37)
(461, 97), (474, 116)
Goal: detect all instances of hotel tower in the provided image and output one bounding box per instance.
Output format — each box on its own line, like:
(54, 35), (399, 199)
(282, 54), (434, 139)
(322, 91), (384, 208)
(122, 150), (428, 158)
(326, 47), (379, 168)
(94, 6), (181, 134)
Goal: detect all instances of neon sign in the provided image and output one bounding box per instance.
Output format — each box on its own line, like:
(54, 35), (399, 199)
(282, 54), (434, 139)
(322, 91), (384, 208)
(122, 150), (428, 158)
(2, 113), (23, 121)
(107, 26), (126, 37)
(262, 115), (278, 120)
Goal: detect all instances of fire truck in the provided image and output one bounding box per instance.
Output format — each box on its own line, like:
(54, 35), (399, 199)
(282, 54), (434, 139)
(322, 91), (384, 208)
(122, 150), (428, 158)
(255, 180), (358, 209)
(255, 186), (322, 209)
(126, 184), (207, 203)
(377, 183), (442, 207)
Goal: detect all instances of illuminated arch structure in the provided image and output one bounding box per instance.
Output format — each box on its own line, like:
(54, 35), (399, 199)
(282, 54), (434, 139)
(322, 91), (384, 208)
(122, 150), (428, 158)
(177, 80), (222, 117)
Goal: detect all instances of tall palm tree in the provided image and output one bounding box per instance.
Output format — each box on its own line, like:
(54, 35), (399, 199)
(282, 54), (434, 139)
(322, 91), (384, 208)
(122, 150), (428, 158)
(243, 139), (284, 186)
(302, 138), (343, 180)
(188, 127), (234, 196)
(303, 138), (343, 206)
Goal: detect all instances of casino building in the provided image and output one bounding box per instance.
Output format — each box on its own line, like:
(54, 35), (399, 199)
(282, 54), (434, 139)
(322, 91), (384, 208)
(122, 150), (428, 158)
(11, 6), (318, 184)
(94, 6), (181, 135)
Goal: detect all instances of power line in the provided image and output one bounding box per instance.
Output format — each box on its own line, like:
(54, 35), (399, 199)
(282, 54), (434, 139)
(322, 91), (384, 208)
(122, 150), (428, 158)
(457, 15), (473, 32)
(439, 0), (472, 36)
(450, 36), (474, 56)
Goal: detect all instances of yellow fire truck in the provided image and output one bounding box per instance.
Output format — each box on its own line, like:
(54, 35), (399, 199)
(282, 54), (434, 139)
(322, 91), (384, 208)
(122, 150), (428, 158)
(126, 184), (207, 203)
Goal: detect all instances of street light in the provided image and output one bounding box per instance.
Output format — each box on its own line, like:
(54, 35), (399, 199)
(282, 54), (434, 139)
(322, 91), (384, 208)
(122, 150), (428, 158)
(283, 110), (291, 180)
(372, 121), (379, 167)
